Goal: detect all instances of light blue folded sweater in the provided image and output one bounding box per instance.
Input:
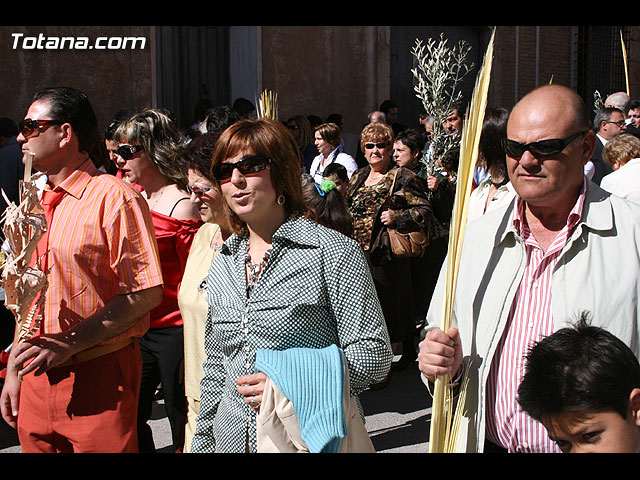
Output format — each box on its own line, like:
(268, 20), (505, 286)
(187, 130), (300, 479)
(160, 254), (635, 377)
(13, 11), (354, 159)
(255, 345), (347, 453)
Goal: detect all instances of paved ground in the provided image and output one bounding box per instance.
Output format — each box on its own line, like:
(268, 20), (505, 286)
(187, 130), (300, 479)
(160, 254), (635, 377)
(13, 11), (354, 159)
(360, 360), (432, 453)
(0, 358), (433, 454)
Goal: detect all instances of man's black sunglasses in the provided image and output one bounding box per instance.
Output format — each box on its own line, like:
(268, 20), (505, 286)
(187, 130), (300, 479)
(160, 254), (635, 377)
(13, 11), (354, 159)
(115, 144), (144, 160)
(503, 130), (588, 159)
(212, 155), (272, 181)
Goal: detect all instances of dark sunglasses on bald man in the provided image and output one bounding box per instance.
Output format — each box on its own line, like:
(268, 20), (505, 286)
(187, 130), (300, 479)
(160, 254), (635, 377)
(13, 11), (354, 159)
(19, 118), (62, 139)
(502, 130), (588, 159)
(115, 144), (144, 160)
(212, 155), (272, 181)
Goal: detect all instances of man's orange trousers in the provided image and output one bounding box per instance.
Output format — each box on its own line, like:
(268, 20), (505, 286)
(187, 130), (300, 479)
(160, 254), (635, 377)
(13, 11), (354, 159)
(16, 340), (142, 453)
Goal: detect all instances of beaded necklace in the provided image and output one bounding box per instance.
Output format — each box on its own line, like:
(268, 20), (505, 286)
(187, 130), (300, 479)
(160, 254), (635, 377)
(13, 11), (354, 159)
(245, 241), (271, 298)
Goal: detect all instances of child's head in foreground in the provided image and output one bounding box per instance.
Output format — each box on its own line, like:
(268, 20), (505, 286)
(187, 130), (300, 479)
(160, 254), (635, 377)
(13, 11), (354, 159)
(517, 317), (640, 453)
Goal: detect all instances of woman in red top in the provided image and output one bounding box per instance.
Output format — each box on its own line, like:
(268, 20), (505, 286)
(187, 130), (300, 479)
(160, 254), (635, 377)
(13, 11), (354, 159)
(114, 109), (202, 453)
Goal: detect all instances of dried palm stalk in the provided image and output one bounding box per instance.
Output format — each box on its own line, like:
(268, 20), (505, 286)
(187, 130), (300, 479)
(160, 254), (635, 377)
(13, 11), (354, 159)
(621, 30), (630, 96)
(256, 89), (279, 121)
(0, 153), (49, 344)
(429, 28), (495, 454)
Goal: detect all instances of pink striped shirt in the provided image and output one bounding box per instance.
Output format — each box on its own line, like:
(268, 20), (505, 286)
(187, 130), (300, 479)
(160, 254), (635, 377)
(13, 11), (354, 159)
(33, 160), (163, 344)
(484, 181), (586, 453)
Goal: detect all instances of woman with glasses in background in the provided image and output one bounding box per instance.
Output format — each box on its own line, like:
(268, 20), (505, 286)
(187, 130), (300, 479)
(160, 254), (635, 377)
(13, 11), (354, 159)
(177, 131), (234, 452)
(346, 122), (431, 388)
(114, 108), (202, 453)
(190, 118), (392, 453)
(286, 115), (318, 173)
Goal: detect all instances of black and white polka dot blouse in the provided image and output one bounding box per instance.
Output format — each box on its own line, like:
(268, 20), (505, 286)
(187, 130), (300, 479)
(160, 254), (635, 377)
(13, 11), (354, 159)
(190, 215), (393, 453)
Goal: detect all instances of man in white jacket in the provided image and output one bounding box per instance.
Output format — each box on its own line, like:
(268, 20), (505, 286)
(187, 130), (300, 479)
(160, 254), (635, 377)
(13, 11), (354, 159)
(418, 84), (640, 453)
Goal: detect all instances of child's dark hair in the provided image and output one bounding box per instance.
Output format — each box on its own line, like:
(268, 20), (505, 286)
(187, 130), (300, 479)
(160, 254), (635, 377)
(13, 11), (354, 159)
(395, 128), (425, 154)
(302, 179), (353, 237)
(322, 162), (348, 182)
(517, 314), (640, 423)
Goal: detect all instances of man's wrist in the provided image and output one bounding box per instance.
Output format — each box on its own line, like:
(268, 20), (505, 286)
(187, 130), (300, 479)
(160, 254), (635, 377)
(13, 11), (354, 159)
(448, 363), (465, 388)
(422, 363), (465, 395)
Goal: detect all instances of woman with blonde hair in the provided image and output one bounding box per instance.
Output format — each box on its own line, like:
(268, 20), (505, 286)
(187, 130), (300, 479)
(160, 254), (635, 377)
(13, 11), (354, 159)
(190, 118), (392, 453)
(114, 108), (202, 452)
(347, 122), (431, 386)
(601, 132), (640, 203)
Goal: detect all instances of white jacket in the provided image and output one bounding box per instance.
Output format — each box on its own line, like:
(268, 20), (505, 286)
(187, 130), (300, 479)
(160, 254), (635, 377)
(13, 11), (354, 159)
(424, 179), (640, 452)
(309, 149), (358, 183)
(600, 157), (640, 204)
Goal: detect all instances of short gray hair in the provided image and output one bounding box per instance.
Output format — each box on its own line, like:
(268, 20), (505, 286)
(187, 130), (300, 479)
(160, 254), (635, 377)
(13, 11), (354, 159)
(593, 107), (624, 132)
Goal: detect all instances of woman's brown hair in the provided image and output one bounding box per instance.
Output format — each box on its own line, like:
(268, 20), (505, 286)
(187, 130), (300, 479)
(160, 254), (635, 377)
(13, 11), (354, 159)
(210, 118), (310, 234)
(302, 179), (353, 237)
(315, 122), (342, 149)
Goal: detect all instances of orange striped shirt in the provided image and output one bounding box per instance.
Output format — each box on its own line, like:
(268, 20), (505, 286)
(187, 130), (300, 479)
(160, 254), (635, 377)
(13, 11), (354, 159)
(34, 160), (163, 344)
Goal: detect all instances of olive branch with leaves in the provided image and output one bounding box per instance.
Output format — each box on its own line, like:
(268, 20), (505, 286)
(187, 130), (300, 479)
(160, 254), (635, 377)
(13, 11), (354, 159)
(411, 33), (475, 176)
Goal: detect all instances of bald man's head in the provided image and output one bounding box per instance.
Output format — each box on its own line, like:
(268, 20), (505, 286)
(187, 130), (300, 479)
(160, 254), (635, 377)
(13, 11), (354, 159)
(505, 85), (596, 211)
(511, 85), (591, 134)
(605, 92), (632, 115)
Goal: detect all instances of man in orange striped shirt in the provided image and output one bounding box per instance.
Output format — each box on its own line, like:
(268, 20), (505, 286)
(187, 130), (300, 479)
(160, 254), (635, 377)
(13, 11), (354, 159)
(0, 87), (164, 453)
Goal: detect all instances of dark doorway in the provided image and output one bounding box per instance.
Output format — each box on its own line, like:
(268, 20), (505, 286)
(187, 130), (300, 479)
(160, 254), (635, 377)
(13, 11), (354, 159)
(576, 26), (631, 113)
(154, 26), (231, 132)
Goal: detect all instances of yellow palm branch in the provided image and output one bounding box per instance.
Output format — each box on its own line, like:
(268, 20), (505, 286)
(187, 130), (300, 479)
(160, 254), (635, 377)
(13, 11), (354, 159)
(621, 30), (630, 96)
(256, 89), (279, 121)
(429, 27), (495, 454)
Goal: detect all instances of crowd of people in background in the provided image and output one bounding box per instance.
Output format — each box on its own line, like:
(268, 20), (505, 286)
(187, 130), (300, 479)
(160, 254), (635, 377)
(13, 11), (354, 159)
(2, 84), (640, 454)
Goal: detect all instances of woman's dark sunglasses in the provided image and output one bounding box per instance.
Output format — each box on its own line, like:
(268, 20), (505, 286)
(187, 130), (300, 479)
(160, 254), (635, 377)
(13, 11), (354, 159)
(115, 144), (144, 160)
(186, 184), (213, 197)
(364, 142), (387, 150)
(19, 118), (62, 138)
(503, 131), (588, 159)
(212, 155), (272, 181)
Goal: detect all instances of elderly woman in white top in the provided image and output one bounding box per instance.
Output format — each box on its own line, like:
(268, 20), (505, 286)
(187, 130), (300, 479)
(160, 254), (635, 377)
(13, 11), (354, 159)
(601, 133), (640, 204)
(310, 122), (358, 183)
